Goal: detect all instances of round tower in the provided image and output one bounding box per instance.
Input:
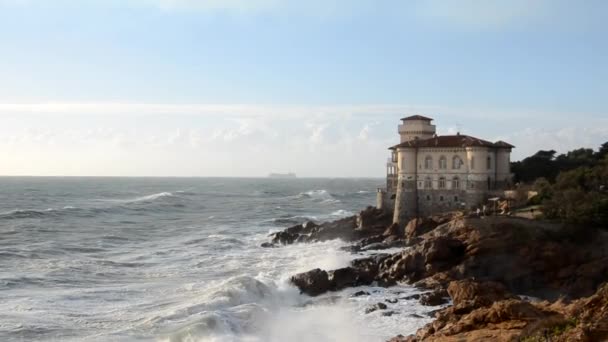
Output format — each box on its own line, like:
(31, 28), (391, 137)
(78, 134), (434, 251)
(398, 115), (436, 143)
(392, 147), (418, 225)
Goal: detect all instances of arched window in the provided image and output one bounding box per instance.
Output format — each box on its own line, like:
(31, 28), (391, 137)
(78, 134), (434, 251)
(424, 177), (432, 189)
(439, 177), (446, 189)
(424, 156), (433, 169)
(439, 156), (447, 169)
(452, 176), (460, 190)
(452, 156), (462, 169)
(486, 155), (492, 170)
(470, 157), (475, 170)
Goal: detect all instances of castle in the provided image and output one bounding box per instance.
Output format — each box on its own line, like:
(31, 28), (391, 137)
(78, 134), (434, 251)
(377, 115), (514, 224)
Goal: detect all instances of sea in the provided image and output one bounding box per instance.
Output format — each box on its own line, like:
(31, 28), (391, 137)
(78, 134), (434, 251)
(0, 177), (438, 342)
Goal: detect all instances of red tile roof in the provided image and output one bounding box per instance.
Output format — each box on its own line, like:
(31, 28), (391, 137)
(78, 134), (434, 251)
(389, 135), (514, 149)
(400, 115), (434, 121)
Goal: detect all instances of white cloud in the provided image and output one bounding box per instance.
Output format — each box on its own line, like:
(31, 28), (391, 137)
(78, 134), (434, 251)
(1, 102), (605, 176)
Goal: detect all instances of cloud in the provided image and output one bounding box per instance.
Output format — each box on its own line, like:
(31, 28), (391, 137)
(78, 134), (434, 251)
(413, 0), (560, 30)
(496, 125), (608, 160)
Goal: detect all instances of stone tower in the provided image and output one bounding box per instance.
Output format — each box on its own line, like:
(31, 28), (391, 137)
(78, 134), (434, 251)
(398, 115), (436, 142)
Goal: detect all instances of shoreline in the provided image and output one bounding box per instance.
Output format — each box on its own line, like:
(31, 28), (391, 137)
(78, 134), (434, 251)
(264, 207), (608, 341)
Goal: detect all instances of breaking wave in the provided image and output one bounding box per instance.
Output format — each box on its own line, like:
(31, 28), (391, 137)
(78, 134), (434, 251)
(296, 190), (341, 203)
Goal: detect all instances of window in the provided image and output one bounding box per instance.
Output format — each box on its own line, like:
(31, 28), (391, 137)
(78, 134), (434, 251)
(426, 195), (431, 201)
(452, 156), (463, 169)
(470, 157), (475, 170)
(439, 195), (444, 201)
(439, 156), (447, 169)
(452, 176), (460, 189)
(418, 181), (423, 188)
(487, 155), (492, 170)
(392, 152), (397, 163)
(424, 177), (432, 189)
(468, 181), (475, 189)
(438, 177), (446, 189)
(424, 156), (433, 169)
(454, 195), (459, 202)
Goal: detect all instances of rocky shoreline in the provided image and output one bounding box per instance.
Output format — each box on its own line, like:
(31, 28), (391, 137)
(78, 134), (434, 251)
(264, 207), (608, 341)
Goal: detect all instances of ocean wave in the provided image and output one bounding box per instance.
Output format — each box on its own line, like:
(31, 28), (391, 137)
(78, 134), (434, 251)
(0, 192), (188, 220)
(329, 209), (354, 217)
(296, 190), (341, 204)
(123, 192), (175, 203)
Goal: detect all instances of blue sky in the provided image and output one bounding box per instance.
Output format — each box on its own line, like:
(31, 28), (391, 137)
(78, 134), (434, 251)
(0, 0), (606, 177)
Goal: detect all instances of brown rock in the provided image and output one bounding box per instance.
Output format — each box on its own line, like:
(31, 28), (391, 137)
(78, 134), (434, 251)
(290, 268), (331, 296)
(419, 289), (448, 306)
(447, 279), (517, 308)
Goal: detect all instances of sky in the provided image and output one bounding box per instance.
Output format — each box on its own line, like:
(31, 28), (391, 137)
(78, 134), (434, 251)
(0, 0), (606, 177)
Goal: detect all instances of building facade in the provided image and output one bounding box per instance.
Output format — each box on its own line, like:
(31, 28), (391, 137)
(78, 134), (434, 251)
(377, 115), (514, 224)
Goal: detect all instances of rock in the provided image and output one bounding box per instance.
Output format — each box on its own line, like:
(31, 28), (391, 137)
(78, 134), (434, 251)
(328, 267), (359, 290)
(383, 235), (403, 244)
(358, 234), (386, 248)
(361, 242), (390, 251)
(383, 222), (404, 237)
(351, 291), (370, 297)
(401, 294), (421, 300)
(382, 310), (398, 317)
(421, 237), (465, 263)
(365, 302), (388, 314)
(419, 290), (448, 306)
(447, 279), (517, 308)
(271, 231), (299, 245)
(290, 269), (331, 296)
(386, 298), (399, 304)
(357, 206), (392, 231)
(260, 242), (275, 248)
(404, 217), (439, 239)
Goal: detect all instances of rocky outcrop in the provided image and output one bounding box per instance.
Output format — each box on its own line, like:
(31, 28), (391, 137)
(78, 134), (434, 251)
(399, 280), (608, 342)
(290, 268), (331, 296)
(419, 289), (449, 306)
(278, 208), (608, 341)
(404, 212), (460, 239)
(365, 302), (388, 314)
(266, 207), (393, 247)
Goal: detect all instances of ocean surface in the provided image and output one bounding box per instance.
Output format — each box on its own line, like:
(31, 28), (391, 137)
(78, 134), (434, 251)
(0, 177), (438, 342)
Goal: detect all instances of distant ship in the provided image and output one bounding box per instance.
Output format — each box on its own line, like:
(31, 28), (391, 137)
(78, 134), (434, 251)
(268, 172), (297, 178)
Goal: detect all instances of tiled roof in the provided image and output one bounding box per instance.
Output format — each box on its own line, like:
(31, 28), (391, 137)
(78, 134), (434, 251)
(389, 135), (514, 149)
(400, 115), (433, 121)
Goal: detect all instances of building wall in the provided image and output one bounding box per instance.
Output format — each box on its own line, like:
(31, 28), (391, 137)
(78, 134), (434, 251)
(391, 145), (512, 224)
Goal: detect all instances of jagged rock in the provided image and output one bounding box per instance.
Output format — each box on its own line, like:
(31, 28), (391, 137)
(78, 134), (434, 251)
(383, 222), (403, 237)
(328, 267), (359, 290)
(290, 269), (331, 296)
(387, 335), (409, 342)
(365, 302), (388, 314)
(419, 289), (448, 306)
(351, 291), (370, 297)
(260, 242), (275, 248)
(401, 294), (421, 300)
(386, 298), (399, 304)
(357, 206), (392, 231)
(382, 310), (398, 317)
(383, 235), (403, 244)
(358, 234), (386, 248)
(448, 279), (517, 308)
(404, 217), (438, 239)
(271, 231), (299, 245)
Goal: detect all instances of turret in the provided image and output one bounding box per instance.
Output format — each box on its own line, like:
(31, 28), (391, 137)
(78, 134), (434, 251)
(398, 115), (436, 142)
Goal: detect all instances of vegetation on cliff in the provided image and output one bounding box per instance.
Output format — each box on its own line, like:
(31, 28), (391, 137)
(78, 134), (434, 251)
(512, 142), (608, 227)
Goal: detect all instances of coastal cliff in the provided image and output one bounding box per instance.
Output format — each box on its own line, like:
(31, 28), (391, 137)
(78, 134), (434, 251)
(266, 207), (608, 341)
